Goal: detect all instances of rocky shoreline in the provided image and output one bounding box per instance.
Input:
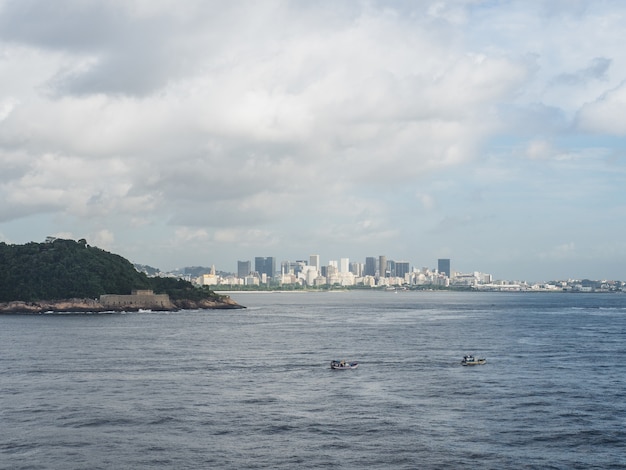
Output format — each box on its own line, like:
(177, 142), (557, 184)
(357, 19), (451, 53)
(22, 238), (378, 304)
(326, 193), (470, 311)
(0, 296), (245, 314)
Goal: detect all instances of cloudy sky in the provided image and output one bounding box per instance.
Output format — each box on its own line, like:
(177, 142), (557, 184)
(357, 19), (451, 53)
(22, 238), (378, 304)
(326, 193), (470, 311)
(1, 0), (625, 281)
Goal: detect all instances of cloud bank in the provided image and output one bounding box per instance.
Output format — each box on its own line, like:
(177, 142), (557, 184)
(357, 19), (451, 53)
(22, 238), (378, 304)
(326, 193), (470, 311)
(1, 0), (625, 280)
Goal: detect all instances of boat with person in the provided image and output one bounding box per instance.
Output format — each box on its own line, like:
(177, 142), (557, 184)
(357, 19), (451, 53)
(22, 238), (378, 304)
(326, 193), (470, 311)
(330, 360), (358, 370)
(461, 355), (486, 366)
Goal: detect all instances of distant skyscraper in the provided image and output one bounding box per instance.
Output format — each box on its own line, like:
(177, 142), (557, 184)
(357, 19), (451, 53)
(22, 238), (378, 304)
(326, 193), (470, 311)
(340, 258), (349, 273)
(387, 260), (396, 277)
(364, 257), (376, 276)
(255, 256), (276, 279)
(280, 261), (291, 275)
(266, 257), (276, 278)
(309, 254), (320, 271)
(350, 262), (363, 277)
(254, 257), (265, 275)
(438, 258), (451, 277)
(294, 260), (308, 275)
(395, 261), (410, 278)
(237, 260), (251, 278)
(379, 255), (387, 278)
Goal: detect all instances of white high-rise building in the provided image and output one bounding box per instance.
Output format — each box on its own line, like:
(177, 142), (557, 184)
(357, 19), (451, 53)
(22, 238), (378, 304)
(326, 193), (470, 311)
(309, 254), (320, 271)
(302, 266), (318, 286)
(340, 258), (349, 273)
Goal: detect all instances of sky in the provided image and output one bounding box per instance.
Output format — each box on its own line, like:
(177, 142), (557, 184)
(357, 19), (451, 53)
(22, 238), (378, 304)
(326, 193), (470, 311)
(1, 0), (625, 282)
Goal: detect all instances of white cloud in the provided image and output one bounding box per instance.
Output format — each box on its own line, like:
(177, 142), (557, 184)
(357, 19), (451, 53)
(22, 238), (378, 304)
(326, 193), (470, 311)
(525, 140), (554, 160)
(551, 57), (611, 86)
(416, 193), (436, 211)
(539, 242), (576, 260)
(576, 81), (626, 135)
(0, 97), (18, 121)
(89, 229), (115, 250)
(214, 228), (274, 245)
(1, 0), (626, 280)
(174, 227), (210, 244)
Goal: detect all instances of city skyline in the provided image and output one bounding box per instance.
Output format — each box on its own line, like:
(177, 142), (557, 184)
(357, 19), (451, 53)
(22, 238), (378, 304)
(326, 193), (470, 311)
(169, 253), (625, 291)
(1, 1), (625, 282)
(164, 253), (620, 284)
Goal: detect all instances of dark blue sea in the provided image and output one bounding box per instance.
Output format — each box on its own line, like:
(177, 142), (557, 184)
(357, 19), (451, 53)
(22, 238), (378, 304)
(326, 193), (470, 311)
(1, 291), (625, 469)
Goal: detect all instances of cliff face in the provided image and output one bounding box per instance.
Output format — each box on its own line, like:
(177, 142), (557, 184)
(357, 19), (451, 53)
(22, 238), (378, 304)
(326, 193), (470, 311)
(0, 298), (105, 314)
(171, 296), (243, 310)
(0, 296), (244, 314)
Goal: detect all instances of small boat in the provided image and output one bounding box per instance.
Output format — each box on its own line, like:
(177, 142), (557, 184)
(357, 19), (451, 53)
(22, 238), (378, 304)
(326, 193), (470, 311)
(330, 360), (358, 370)
(461, 355), (486, 366)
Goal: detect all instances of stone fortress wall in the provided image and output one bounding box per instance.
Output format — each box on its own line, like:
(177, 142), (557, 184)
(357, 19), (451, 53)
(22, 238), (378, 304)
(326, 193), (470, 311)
(99, 290), (174, 309)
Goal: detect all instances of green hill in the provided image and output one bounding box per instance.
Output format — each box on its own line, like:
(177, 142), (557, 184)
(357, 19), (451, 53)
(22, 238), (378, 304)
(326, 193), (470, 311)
(0, 238), (215, 302)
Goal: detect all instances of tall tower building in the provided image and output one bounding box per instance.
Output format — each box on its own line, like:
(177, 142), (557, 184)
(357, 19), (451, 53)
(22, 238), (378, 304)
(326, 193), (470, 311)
(280, 261), (291, 275)
(387, 260), (396, 277)
(350, 262), (363, 277)
(237, 260), (251, 278)
(364, 257), (376, 276)
(438, 258), (451, 277)
(254, 257), (265, 276)
(395, 261), (410, 278)
(379, 255), (387, 278)
(265, 257), (276, 278)
(255, 257), (276, 279)
(309, 254), (320, 271)
(340, 258), (349, 274)
(294, 260), (308, 275)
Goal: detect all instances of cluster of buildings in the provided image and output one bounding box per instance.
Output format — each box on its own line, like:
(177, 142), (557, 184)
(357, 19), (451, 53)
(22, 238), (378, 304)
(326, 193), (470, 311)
(192, 256), (496, 289)
(141, 254), (625, 292)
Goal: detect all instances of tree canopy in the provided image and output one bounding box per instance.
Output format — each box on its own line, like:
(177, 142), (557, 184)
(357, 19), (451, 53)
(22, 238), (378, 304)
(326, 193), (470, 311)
(0, 239), (211, 302)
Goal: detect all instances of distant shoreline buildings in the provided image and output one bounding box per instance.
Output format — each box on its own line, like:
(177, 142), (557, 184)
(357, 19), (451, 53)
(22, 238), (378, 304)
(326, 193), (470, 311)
(136, 256), (625, 293)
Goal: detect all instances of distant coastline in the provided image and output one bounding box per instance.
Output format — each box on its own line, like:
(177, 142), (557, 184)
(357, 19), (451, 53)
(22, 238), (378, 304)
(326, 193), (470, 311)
(213, 286), (625, 294)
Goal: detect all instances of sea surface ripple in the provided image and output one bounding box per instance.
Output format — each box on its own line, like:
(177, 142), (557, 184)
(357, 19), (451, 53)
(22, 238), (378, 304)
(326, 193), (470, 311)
(1, 291), (625, 469)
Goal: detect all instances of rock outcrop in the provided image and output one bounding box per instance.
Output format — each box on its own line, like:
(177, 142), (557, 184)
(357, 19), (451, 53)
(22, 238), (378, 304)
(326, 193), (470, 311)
(0, 295), (244, 314)
(171, 296), (243, 310)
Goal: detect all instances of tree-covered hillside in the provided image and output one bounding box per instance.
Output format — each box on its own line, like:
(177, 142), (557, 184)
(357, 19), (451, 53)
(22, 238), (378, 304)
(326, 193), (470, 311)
(0, 238), (213, 302)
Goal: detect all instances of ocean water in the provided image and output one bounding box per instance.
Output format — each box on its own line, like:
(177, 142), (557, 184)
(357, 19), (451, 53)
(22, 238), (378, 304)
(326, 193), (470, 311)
(1, 291), (625, 469)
